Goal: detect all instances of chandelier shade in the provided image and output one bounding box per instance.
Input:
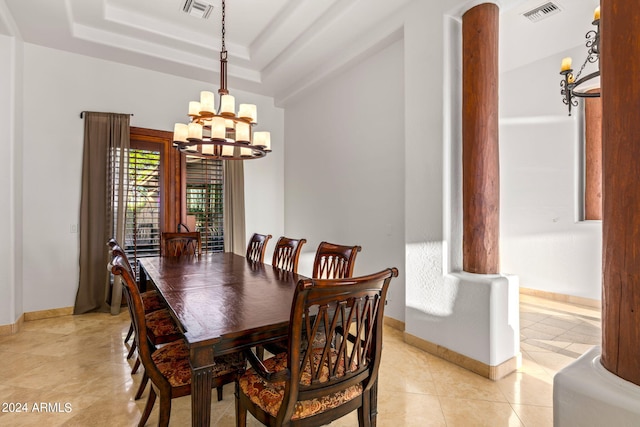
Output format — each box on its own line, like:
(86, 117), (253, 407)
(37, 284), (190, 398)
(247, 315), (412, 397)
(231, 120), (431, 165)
(173, 0), (271, 160)
(559, 6), (600, 116)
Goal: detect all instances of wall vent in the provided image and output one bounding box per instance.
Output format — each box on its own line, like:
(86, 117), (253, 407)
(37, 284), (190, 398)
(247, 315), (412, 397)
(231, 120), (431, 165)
(522, 2), (561, 23)
(183, 0), (214, 19)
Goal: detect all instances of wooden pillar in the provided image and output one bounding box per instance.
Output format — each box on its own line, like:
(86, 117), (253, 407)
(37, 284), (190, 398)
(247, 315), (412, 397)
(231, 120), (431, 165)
(601, 0), (640, 386)
(584, 92), (602, 220)
(462, 3), (500, 274)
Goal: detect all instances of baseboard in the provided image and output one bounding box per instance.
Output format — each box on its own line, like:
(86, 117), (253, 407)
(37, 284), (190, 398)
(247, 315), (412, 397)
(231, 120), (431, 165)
(520, 287), (601, 309)
(24, 306), (74, 321)
(0, 307), (74, 336)
(404, 331), (520, 381)
(0, 313), (24, 336)
(384, 316), (405, 331)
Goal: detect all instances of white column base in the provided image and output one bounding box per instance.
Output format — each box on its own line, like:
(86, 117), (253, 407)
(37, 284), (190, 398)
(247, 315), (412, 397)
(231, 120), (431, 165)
(554, 346), (640, 426)
(405, 272), (520, 378)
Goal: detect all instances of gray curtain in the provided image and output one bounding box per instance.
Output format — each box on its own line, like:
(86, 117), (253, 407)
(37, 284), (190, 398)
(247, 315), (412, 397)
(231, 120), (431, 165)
(74, 112), (130, 314)
(223, 160), (246, 254)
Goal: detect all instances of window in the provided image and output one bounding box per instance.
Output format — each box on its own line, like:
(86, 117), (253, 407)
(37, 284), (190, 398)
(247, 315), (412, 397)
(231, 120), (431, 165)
(185, 157), (225, 252)
(120, 128), (225, 267)
(125, 145), (162, 258)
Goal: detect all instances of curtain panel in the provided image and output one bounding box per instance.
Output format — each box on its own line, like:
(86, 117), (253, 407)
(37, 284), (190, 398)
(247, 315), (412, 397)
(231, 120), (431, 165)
(223, 160), (246, 255)
(74, 112), (130, 314)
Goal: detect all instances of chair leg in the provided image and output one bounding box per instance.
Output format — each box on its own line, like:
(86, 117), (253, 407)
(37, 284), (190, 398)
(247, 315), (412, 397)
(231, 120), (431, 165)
(135, 373), (149, 400)
(358, 389), (372, 427)
(158, 394), (172, 427)
(217, 385), (223, 402)
(127, 340), (137, 360)
(138, 387), (156, 427)
(131, 357), (141, 374)
(235, 382), (247, 427)
(125, 323), (134, 343)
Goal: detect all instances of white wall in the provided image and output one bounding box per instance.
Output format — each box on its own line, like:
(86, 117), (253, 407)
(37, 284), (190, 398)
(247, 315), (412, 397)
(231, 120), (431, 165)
(499, 46), (602, 300)
(284, 39), (406, 321)
(0, 34), (21, 325)
(18, 43), (284, 313)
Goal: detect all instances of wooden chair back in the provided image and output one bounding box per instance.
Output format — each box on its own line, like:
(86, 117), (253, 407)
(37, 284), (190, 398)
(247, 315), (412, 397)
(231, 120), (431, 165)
(312, 241), (362, 279)
(271, 236), (307, 273)
(240, 268), (398, 426)
(161, 232), (201, 257)
(246, 233), (272, 263)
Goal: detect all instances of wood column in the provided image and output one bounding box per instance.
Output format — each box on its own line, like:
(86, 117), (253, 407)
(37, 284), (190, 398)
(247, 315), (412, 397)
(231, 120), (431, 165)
(462, 3), (500, 274)
(584, 92), (602, 220)
(601, 0), (640, 386)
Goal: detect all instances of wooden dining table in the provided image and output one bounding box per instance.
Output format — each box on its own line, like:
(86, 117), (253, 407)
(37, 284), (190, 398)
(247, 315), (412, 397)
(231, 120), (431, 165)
(138, 252), (306, 427)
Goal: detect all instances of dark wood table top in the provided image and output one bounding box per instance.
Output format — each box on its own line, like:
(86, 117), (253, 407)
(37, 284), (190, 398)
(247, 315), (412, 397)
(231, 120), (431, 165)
(139, 252), (305, 351)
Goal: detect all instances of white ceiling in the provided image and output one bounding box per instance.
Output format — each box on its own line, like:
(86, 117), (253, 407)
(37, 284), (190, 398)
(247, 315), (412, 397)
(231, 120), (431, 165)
(1, 0), (599, 105)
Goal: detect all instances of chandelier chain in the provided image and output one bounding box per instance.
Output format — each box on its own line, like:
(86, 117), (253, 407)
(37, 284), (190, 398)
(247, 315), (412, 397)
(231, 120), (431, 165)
(221, 0), (226, 53)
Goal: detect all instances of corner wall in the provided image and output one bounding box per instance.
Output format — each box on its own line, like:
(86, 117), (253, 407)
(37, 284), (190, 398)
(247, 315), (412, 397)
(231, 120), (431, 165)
(0, 32), (23, 327)
(283, 38), (406, 322)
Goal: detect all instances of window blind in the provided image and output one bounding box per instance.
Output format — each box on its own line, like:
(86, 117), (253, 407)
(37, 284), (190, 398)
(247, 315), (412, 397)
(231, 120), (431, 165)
(125, 147), (162, 261)
(185, 156), (224, 253)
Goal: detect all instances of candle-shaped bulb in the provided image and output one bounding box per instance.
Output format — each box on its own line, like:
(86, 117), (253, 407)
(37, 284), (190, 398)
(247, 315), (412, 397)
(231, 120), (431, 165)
(188, 101), (201, 117)
(220, 95), (235, 116)
(560, 57), (572, 72)
(594, 6), (600, 21)
(238, 104), (257, 123)
(236, 122), (251, 143)
(254, 131), (271, 151)
(173, 123), (188, 143)
(211, 117), (226, 140)
(200, 91), (215, 115)
(187, 122), (203, 141)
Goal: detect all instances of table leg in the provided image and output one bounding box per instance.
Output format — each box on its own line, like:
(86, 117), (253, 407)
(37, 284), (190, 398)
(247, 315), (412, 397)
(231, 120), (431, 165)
(192, 366), (213, 427)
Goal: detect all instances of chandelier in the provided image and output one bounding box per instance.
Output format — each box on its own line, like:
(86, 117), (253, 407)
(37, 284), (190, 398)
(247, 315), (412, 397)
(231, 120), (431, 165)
(173, 0), (271, 159)
(559, 6), (600, 116)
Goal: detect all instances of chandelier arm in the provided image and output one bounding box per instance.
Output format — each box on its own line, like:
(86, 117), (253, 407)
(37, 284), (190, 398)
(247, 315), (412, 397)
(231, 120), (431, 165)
(558, 14), (600, 115)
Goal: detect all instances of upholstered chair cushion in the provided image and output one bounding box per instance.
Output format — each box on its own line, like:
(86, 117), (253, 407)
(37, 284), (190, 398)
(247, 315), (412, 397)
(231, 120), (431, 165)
(145, 309), (182, 343)
(153, 340), (247, 388)
(239, 350), (363, 420)
(141, 290), (166, 312)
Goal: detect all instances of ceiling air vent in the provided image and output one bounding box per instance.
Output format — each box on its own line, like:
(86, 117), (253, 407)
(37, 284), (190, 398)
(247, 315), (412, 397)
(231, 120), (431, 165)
(183, 0), (214, 19)
(522, 2), (561, 23)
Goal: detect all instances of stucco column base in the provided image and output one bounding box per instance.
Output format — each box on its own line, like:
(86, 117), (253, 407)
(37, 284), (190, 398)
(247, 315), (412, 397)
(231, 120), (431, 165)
(405, 272), (520, 380)
(554, 346), (640, 426)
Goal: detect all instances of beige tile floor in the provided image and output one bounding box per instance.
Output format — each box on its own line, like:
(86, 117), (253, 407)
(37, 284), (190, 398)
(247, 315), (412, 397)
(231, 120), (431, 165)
(0, 294), (601, 426)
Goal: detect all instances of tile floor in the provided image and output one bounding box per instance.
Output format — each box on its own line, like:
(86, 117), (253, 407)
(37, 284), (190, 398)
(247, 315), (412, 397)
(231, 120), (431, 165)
(0, 294), (601, 426)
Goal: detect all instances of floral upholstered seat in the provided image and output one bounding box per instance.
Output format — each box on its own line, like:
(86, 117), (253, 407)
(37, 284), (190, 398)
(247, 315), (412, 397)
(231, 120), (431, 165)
(239, 349), (362, 420)
(153, 339), (246, 389)
(141, 289), (166, 312)
(145, 309), (183, 344)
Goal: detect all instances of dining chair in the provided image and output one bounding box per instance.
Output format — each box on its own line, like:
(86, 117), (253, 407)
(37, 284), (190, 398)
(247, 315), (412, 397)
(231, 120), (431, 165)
(110, 249), (246, 427)
(246, 233), (272, 263)
(262, 240), (362, 359)
(108, 240), (170, 358)
(271, 236), (307, 273)
(254, 236), (308, 360)
(108, 240), (186, 402)
(161, 232), (202, 257)
(236, 267), (398, 427)
(312, 241), (362, 279)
